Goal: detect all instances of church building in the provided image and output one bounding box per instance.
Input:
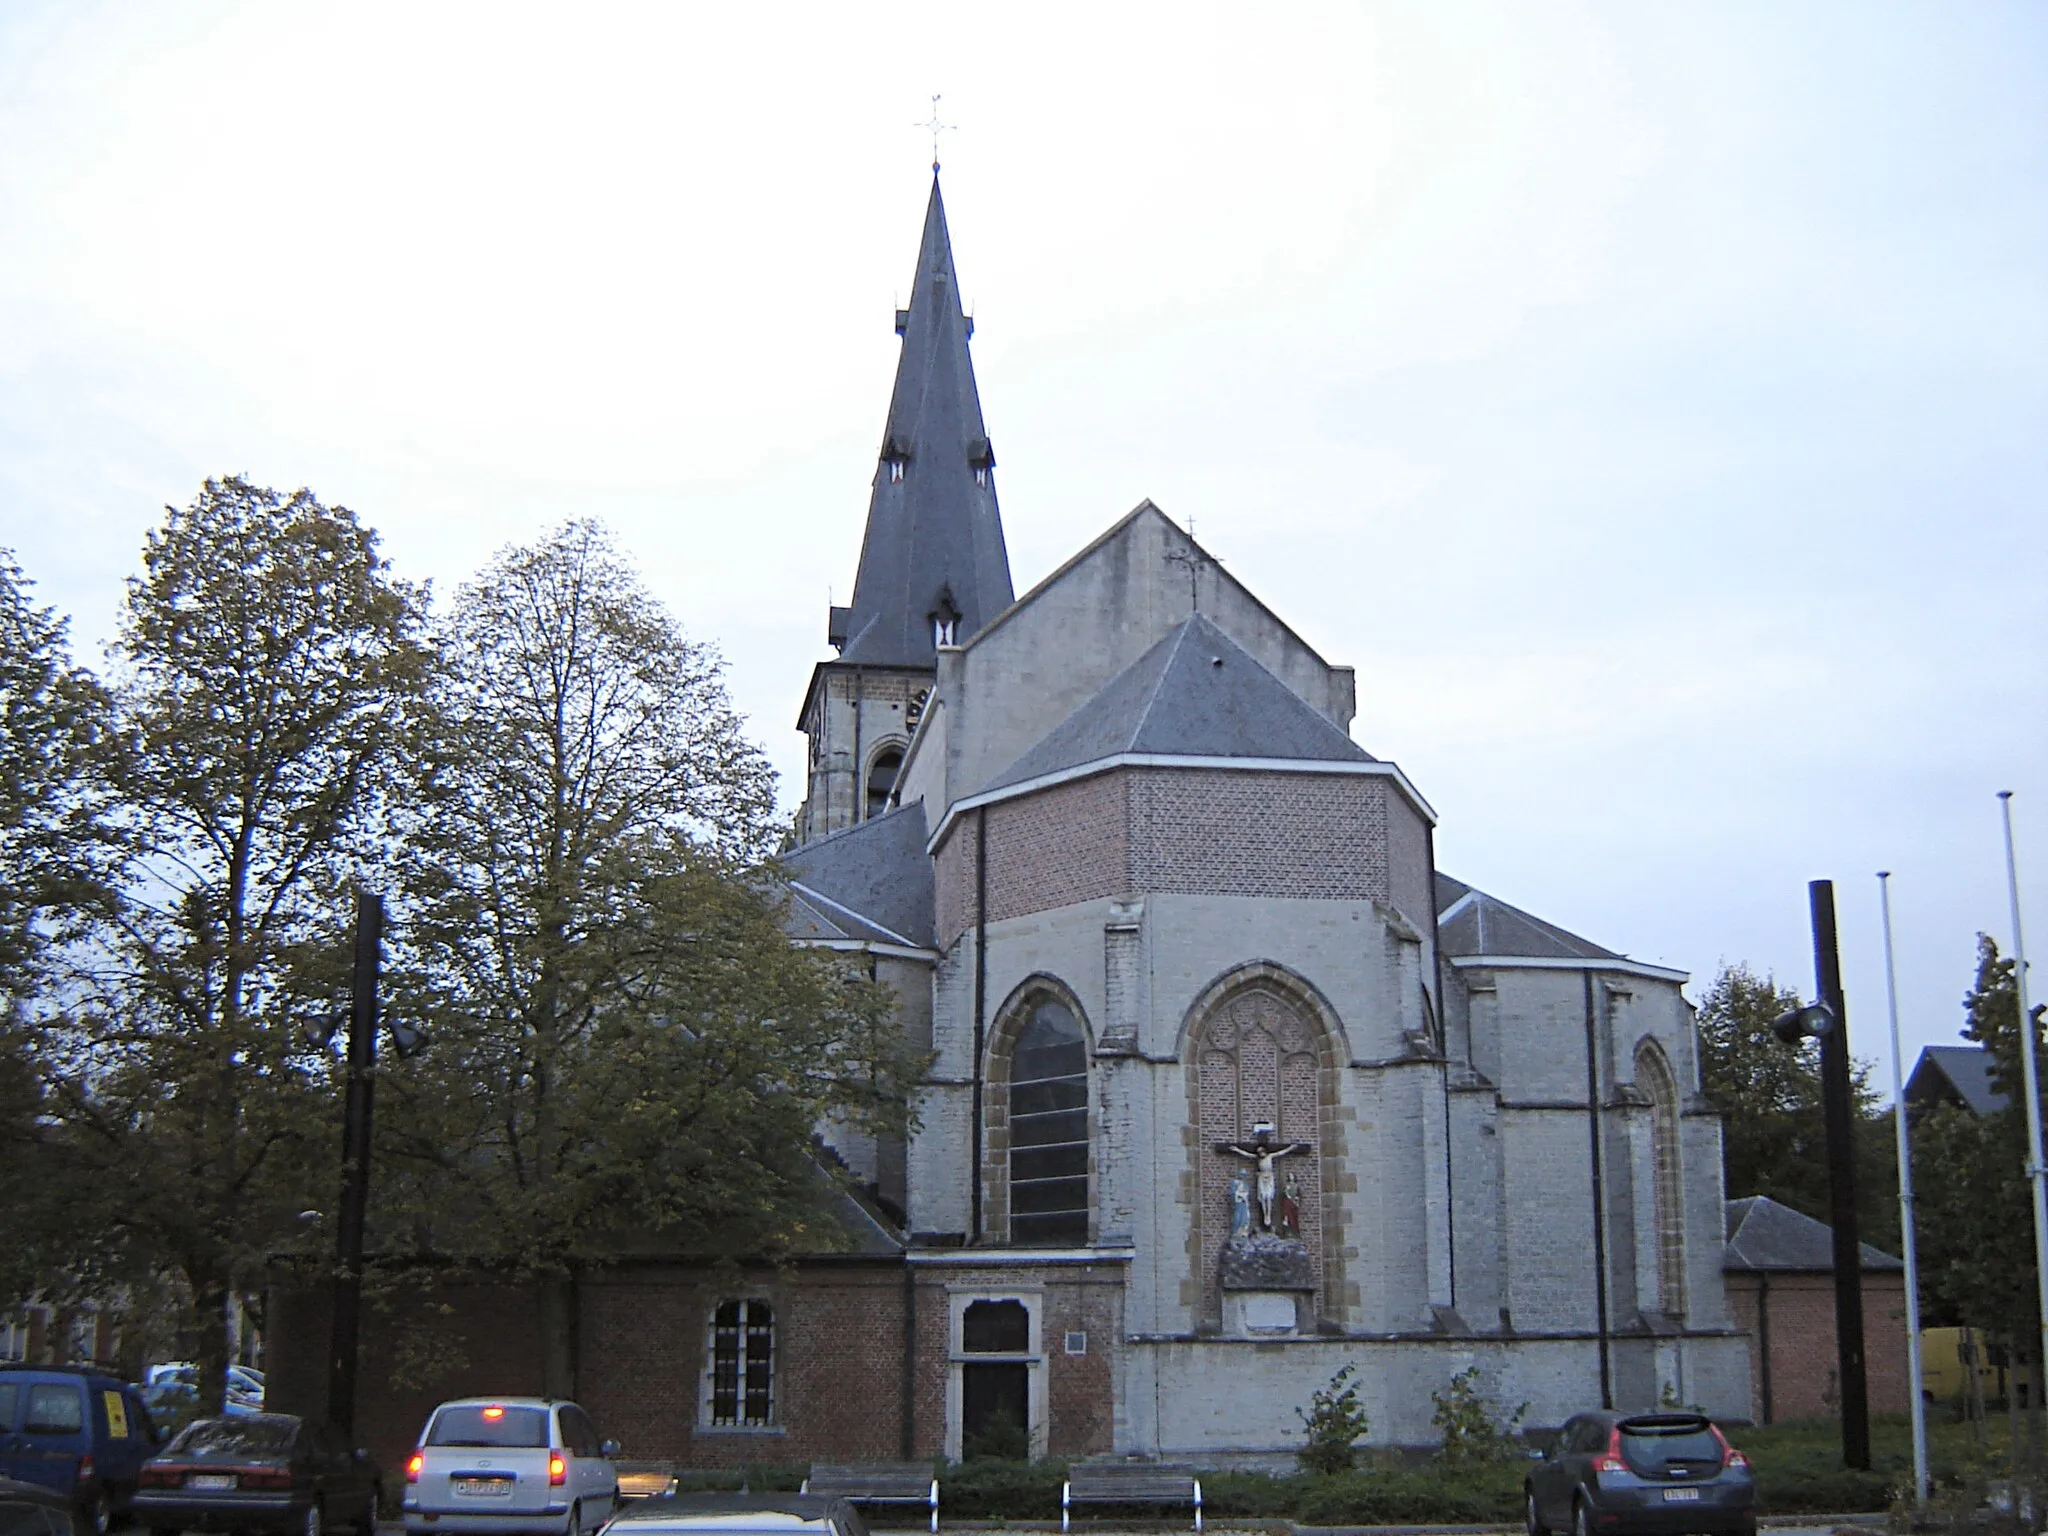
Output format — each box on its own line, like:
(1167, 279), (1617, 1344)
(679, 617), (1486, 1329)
(776, 176), (1751, 1459)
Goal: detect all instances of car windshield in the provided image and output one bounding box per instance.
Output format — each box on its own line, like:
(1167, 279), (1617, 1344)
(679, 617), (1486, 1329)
(169, 1418), (300, 1456)
(1620, 1418), (1721, 1471)
(428, 1407), (550, 1448)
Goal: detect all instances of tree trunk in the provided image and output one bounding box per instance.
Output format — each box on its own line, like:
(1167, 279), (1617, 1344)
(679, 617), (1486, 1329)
(193, 1279), (233, 1417)
(537, 1273), (577, 1402)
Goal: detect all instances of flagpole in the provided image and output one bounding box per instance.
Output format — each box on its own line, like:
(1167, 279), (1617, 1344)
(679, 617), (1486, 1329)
(1878, 871), (1929, 1503)
(1997, 791), (2048, 1416)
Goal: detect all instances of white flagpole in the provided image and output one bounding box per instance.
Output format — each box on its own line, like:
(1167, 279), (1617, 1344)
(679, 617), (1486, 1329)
(1878, 870), (1929, 1503)
(1998, 792), (2048, 1416)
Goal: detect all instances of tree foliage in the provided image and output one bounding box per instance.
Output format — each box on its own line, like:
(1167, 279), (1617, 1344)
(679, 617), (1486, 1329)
(379, 521), (925, 1391)
(28, 478), (430, 1408)
(1913, 937), (2038, 1339)
(1695, 962), (1898, 1254)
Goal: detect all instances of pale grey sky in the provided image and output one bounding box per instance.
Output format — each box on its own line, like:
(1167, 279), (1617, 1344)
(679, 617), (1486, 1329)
(2, 1), (2043, 1090)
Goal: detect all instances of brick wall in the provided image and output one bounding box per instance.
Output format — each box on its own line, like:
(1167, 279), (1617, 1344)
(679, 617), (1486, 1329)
(266, 1258), (1122, 1473)
(1724, 1270), (1910, 1423)
(935, 768), (1395, 948)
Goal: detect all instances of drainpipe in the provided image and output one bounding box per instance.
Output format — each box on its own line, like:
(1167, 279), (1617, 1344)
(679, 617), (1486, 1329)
(900, 1262), (917, 1456)
(1584, 971), (1613, 1408)
(970, 808), (989, 1243)
(1426, 826), (1457, 1310)
(1757, 1274), (1774, 1424)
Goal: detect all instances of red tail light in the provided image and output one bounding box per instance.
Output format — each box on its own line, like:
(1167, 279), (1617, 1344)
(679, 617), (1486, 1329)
(1710, 1426), (1749, 1469)
(1594, 1425), (1627, 1476)
(76, 1454), (95, 1487)
(238, 1468), (296, 1491)
(407, 1454), (424, 1484)
(549, 1457), (566, 1486)
(140, 1467), (183, 1489)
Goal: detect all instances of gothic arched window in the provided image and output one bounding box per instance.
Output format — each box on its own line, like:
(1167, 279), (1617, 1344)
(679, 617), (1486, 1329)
(1008, 1000), (1089, 1246)
(866, 747), (903, 821)
(1638, 1041), (1686, 1317)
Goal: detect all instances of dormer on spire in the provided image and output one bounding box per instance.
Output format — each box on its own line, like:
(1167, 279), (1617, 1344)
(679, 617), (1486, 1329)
(832, 175), (1014, 668)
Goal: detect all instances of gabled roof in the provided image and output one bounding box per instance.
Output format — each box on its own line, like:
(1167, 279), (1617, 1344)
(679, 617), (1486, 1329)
(780, 802), (935, 949)
(835, 176), (1013, 668)
(979, 612), (1374, 795)
(1434, 873), (1619, 962)
(1907, 1044), (2008, 1117)
(1723, 1195), (1903, 1272)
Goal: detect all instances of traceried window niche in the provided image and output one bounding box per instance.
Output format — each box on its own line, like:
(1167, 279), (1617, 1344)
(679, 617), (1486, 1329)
(1637, 1041), (1687, 1318)
(1008, 1000), (1089, 1246)
(703, 1299), (777, 1430)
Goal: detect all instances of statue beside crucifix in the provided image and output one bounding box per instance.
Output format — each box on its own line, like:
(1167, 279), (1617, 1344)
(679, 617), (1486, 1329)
(1216, 1123), (1308, 1236)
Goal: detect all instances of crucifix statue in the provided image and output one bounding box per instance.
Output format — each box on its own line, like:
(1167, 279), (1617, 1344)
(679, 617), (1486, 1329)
(1215, 1123), (1308, 1235)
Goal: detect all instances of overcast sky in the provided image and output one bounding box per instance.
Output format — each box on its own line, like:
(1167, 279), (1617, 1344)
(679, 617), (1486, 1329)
(2, 2), (2043, 1093)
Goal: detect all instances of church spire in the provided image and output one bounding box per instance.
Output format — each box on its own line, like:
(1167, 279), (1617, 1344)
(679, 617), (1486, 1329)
(831, 175), (1013, 667)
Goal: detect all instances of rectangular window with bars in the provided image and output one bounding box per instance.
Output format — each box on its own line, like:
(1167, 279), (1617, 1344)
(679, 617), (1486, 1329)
(708, 1300), (774, 1427)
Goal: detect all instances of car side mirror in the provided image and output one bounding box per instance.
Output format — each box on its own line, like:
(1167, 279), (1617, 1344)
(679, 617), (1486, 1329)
(601, 1439), (621, 1459)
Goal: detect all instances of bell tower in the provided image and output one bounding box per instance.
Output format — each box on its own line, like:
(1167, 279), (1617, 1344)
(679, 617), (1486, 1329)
(795, 175), (1013, 843)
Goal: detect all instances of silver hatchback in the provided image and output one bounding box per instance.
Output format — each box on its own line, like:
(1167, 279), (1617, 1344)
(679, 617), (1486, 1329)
(402, 1399), (620, 1536)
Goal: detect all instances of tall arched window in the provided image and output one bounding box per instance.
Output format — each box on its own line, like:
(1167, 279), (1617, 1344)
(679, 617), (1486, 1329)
(866, 747), (903, 821)
(1637, 1042), (1686, 1317)
(1008, 1000), (1089, 1245)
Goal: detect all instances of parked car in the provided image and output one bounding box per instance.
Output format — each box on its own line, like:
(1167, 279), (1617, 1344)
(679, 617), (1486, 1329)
(144, 1367), (264, 1413)
(1525, 1411), (1755, 1536)
(0, 1365), (159, 1536)
(403, 1399), (619, 1536)
(601, 1493), (869, 1536)
(0, 1475), (80, 1536)
(131, 1414), (379, 1536)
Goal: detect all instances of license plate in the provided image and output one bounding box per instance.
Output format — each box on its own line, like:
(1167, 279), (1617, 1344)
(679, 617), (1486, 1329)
(1662, 1488), (1701, 1502)
(188, 1475), (237, 1491)
(454, 1479), (514, 1497)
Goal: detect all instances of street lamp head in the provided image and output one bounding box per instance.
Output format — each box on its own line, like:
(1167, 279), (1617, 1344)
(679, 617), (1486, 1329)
(1772, 1000), (1836, 1045)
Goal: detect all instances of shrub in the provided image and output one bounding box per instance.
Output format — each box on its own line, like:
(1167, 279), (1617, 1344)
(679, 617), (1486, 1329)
(1297, 1364), (1372, 1475)
(1430, 1365), (1528, 1467)
(1295, 1464), (1524, 1526)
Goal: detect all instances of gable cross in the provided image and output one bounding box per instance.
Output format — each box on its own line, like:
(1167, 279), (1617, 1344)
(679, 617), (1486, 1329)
(916, 94), (955, 172)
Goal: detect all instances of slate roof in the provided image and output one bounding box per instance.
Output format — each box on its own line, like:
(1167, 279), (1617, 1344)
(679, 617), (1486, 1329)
(1434, 873), (1620, 962)
(780, 802), (935, 949)
(980, 613), (1374, 794)
(1723, 1195), (1903, 1272)
(836, 176), (1014, 667)
(1906, 1044), (2007, 1117)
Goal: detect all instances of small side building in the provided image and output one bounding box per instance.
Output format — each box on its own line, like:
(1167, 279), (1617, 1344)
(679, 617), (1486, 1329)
(1721, 1196), (1908, 1424)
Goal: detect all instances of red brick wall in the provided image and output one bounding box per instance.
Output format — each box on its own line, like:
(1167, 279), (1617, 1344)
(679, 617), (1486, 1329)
(1724, 1270), (1910, 1423)
(934, 767), (1396, 948)
(266, 1259), (1122, 1473)
(1128, 770), (1388, 901)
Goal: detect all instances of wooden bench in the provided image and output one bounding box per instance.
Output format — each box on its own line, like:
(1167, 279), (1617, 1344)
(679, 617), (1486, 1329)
(800, 1463), (941, 1532)
(1060, 1462), (1202, 1532)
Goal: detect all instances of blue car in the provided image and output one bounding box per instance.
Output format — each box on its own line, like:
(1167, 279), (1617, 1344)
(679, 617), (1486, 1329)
(0, 1365), (160, 1535)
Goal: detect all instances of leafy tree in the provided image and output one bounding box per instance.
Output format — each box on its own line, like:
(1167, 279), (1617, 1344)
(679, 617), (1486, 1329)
(1695, 962), (1899, 1254)
(0, 552), (123, 1302)
(1914, 937), (2037, 1342)
(381, 520), (924, 1395)
(32, 478), (429, 1411)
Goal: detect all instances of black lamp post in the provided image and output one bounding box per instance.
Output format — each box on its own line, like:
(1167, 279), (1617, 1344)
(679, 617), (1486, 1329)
(323, 889), (420, 1439)
(1772, 879), (1870, 1471)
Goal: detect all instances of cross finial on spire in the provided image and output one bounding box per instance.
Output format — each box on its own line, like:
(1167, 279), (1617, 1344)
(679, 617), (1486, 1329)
(917, 94), (954, 173)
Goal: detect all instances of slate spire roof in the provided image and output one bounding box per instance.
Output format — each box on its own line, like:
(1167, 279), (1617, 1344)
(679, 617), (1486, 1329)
(834, 176), (1014, 668)
(980, 613), (1375, 794)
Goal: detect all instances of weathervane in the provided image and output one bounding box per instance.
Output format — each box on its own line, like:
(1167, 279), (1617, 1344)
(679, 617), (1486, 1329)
(917, 94), (955, 172)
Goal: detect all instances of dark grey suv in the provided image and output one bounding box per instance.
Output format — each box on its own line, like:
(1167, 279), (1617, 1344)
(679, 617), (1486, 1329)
(1525, 1412), (1756, 1536)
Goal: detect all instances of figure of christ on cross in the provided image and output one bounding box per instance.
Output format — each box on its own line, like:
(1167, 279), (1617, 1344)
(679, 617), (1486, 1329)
(1216, 1124), (1309, 1235)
